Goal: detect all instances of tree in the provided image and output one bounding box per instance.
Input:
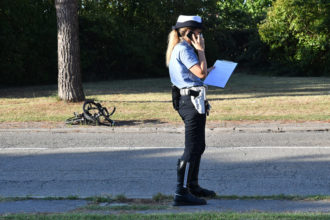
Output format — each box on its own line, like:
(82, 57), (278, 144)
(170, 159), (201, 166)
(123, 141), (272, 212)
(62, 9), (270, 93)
(258, 0), (330, 75)
(55, 0), (85, 101)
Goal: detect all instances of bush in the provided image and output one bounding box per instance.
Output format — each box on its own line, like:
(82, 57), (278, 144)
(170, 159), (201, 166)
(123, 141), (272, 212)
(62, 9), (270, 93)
(258, 0), (330, 76)
(0, 0), (57, 86)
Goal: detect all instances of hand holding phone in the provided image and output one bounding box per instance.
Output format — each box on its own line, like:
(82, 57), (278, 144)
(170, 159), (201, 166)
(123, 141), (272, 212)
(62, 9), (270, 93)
(188, 31), (204, 51)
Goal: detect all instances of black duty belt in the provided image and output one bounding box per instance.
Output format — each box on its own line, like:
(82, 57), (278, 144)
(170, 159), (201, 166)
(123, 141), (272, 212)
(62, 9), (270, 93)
(180, 88), (200, 97)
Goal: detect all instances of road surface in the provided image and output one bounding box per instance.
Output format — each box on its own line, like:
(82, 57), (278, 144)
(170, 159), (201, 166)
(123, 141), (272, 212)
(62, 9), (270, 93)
(0, 124), (329, 198)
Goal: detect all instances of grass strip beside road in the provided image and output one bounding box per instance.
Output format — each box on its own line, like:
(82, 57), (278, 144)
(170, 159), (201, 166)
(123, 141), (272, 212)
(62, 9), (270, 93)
(0, 74), (329, 124)
(1, 194), (329, 203)
(1, 194), (330, 219)
(2, 213), (330, 220)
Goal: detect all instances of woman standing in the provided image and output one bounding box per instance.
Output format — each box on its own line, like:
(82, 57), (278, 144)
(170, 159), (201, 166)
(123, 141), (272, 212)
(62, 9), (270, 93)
(166, 15), (216, 206)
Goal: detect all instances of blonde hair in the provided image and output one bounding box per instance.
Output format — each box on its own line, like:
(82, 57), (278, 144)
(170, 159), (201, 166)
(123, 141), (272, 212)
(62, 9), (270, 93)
(166, 27), (190, 67)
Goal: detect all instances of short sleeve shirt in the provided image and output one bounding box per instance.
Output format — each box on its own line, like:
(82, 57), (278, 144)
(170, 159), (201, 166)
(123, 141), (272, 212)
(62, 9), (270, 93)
(169, 41), (203, 89)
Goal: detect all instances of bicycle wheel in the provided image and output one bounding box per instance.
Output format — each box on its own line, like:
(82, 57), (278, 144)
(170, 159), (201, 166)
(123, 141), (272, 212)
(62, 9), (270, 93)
(97, 114), (115, 126)
(99, 106), (116, 126)
(83, 100), (99, 124)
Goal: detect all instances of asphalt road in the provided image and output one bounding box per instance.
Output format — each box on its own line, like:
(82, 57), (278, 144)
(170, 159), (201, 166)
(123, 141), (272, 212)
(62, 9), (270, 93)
(0, 125), (330, 198)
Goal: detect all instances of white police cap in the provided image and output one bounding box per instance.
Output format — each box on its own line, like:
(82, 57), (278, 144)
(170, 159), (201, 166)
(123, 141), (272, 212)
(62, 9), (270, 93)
(173, 15), (203, 30)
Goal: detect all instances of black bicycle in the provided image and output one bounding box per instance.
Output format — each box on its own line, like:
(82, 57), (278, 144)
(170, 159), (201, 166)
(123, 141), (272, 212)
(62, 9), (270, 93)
(65, 100), (116, 126)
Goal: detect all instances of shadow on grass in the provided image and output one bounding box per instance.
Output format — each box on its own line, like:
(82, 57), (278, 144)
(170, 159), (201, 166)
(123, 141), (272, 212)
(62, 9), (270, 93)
(97, 100), (171, 103)
(0, 75), (329, 98)
(208, 90), (330, 101)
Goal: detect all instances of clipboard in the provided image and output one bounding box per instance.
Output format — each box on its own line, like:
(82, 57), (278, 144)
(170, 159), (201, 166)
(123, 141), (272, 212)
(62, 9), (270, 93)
(204, 60), (237, 88)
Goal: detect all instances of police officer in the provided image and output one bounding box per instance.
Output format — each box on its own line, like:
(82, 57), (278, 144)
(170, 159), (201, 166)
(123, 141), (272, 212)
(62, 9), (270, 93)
(166, 15), (216, 206)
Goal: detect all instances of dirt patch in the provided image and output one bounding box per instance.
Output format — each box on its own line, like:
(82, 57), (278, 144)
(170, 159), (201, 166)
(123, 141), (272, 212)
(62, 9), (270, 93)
(0, 120), (329, 130)
(0, 122), (66, 129)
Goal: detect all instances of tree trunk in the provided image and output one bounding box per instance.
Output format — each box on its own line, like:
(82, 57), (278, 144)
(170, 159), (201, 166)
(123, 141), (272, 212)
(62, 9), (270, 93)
(55, 0), (85, 102)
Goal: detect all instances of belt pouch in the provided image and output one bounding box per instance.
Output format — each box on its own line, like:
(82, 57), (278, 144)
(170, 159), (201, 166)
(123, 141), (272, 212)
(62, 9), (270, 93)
(172, 85), (181, 111)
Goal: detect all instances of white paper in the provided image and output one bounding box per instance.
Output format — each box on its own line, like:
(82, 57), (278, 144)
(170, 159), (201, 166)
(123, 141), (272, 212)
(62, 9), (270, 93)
(204, 60), (237, 88)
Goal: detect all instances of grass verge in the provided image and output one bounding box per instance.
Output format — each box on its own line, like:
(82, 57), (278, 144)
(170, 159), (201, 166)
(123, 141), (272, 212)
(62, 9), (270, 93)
(1, 194), (329, 203)
(1, 194), (330, 219)
(0, 74), (329, 124)
(1, 212), (330, 219)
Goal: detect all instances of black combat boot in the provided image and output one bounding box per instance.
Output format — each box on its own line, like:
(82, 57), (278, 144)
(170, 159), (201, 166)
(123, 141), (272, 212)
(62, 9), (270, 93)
(173, 159), (207, 206)
(187, 157), (216, 198)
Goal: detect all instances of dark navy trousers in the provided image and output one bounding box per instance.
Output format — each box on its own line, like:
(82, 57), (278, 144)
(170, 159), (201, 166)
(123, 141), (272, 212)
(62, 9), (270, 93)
(178, 95), (206, 162)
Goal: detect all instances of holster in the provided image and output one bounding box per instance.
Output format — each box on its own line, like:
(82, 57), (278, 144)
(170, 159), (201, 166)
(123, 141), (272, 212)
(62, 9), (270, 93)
(205, 100), (211, 116)
(171, 85), (181, 111)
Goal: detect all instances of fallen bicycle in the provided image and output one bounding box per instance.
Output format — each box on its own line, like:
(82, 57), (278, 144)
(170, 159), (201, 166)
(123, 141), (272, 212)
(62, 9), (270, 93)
(65, 100), (115, 126)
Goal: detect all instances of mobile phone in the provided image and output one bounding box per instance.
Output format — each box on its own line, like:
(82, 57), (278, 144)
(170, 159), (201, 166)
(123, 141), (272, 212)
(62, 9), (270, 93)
(187, 31), (194, 41)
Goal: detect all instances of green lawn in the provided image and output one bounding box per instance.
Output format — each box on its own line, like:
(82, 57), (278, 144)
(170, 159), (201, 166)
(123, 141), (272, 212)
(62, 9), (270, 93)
(0, 74), (329, 124)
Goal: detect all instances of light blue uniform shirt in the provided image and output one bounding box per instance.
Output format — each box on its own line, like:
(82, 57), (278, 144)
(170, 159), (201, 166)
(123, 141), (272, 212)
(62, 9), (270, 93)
(169, 41), (203, 89)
